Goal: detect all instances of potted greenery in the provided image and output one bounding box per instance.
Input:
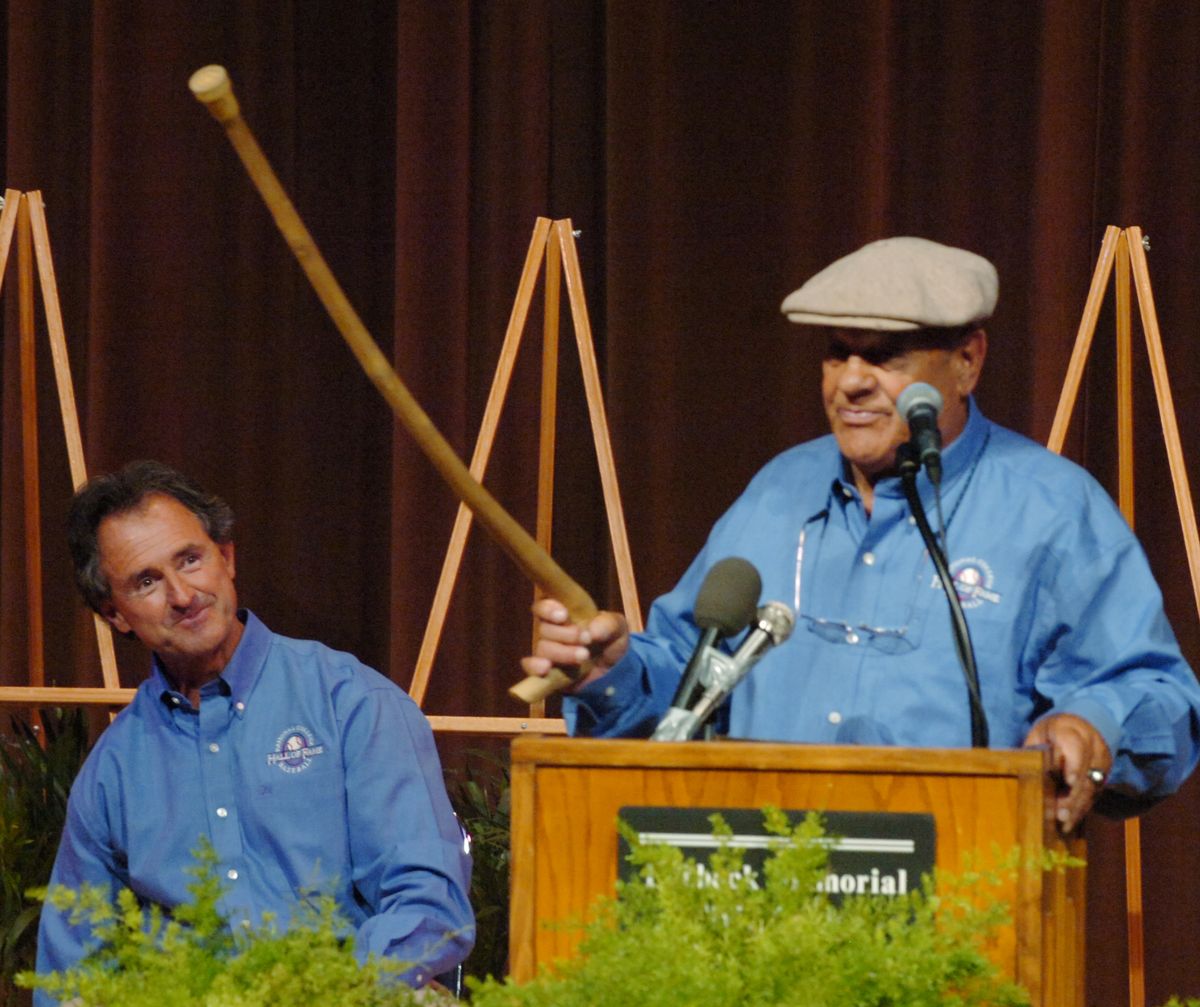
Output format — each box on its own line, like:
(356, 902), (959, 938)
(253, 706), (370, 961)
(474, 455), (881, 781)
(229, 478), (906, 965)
(468, 808), (1036, 1007)
(23, 807), (1058, 1007)
(0, 710), (91, 1007)
(19, 841), (443, 1006)
(14, 735), (1196, 1007)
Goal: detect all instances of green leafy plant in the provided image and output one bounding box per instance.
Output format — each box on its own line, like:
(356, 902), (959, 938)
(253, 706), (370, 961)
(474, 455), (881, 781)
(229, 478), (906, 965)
(0, 709), (91, 1006)
(469, 808), (1040, 1007)
(18, 841), (450, 1006)
(444, 749), (510, 988)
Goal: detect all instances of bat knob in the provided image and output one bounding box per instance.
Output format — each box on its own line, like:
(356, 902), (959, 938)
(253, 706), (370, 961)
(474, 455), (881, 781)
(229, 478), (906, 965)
(509, 668), (575, 704)
(189, 65), (240, 123)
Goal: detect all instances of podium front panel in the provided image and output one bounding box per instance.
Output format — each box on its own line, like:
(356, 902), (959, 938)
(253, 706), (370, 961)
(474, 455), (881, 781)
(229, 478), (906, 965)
(509, 737), (1083, 1007)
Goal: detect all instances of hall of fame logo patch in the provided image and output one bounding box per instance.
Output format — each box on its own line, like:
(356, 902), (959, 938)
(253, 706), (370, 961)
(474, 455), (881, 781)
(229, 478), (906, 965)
(266, 725), (326, 774)
(933, 557), (1001, 609)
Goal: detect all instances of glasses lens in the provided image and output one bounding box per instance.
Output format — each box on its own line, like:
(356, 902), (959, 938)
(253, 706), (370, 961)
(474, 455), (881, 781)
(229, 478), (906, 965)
(801, 616), (914, 654)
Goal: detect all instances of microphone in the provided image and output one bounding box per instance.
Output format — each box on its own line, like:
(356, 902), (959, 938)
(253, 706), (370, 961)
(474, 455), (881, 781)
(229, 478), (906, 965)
(651, 557), (761, 742)
(896, 382), (944, 485)
(688, 601), (796, 736)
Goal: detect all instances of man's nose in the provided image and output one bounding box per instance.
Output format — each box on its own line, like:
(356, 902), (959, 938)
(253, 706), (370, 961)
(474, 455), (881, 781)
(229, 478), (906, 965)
(839, 355), (878, 392)
(164, 573), (196, 608)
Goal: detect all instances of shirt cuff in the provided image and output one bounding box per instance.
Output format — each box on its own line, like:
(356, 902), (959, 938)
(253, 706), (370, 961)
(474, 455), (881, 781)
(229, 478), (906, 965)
(1049, 694), (1123, 759)
(562, 652), (649, 736)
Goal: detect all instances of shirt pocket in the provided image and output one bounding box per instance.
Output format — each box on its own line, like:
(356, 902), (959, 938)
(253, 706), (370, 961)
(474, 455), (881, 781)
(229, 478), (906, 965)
(242, 730), (347, 867)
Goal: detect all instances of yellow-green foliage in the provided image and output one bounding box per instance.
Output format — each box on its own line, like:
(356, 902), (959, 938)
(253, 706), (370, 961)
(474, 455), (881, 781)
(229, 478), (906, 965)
(470, 809), (1034, 1007)
(18, 842), (440, 1007)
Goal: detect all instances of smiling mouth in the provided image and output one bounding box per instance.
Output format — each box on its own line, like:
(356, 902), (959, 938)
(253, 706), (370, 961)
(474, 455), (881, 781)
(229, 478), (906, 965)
(837, 406), (888, 425)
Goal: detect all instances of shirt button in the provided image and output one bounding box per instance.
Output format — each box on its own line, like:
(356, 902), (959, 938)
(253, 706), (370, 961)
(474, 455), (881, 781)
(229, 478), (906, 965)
(828, 710), (843, 725)
(216, 807), (229, 818)
(604, 686), (616, 698)
(170, 696), (181, 706)
(226, 868), (239, 881)
(235, 701), (245, 712)
(209, 743), (220, 754)
(862, 552), (876, 566)
(845, 631), (860, 645)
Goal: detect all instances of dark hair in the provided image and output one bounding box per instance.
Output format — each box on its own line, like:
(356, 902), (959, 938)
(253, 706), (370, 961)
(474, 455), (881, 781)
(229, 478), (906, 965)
(68, 460), (235, 612)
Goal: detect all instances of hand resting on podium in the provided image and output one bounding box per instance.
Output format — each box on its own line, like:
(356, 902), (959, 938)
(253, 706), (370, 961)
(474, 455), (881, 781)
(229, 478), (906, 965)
(1024, 712), (1114, 835)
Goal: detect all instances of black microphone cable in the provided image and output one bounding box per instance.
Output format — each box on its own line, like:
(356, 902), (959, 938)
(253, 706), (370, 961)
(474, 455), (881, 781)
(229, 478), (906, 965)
(897, 442), (989, 749)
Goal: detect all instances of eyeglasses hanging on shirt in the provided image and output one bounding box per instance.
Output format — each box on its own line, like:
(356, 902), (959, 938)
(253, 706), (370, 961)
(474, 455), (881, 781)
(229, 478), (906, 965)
(793, 526), (918, 654)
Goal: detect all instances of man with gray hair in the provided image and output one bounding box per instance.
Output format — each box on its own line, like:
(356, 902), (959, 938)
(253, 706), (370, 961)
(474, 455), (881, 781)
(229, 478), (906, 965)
(524, 236), (1200, 834)
(37, 460), (473, 999)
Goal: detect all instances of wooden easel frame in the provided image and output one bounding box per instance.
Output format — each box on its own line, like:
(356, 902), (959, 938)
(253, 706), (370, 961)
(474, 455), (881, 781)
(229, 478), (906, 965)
(0, 189), (129, 710)
(1046, 225), (1200, 1007)
(410, 218), (642, 735)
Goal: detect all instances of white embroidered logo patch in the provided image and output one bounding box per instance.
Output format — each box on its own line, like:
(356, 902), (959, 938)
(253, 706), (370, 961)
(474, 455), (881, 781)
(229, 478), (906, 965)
(266, 725), (326, 774)
(935, 557), (1001, 609)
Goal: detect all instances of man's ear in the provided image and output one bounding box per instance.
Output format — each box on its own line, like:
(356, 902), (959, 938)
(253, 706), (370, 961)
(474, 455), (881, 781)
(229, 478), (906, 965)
(99, 601), (131, 636)
(219, 540), (236, 579)
(955, 328), (988, 396)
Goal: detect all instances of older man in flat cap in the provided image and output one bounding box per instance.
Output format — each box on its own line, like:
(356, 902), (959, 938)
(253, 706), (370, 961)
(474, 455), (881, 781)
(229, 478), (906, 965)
(524, 237), (1200, 832)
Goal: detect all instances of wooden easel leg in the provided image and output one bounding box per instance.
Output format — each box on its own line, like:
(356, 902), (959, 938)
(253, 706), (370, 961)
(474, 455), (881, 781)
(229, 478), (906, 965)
(1115, 234), (1135, 520)
(408, 219), (553, 706)
(555, 221), (643, 631)
(1047, 226), (1120, 455)
(27, 194), (91, 489)
(1111, 231), (1144, 1007)
(18, 196), (45, 698)
(0, 191), (21, 294)
(536, 227), (562, 565)
(529, 229), (563, 720)
(1123, 816), (1145, 1007)
(1127, 227), (1200, 613)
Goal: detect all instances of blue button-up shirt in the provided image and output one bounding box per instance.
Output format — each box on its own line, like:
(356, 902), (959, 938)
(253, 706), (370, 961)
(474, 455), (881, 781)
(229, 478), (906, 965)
(567, 402), (1200, 809)
(36, 611), (473, 999)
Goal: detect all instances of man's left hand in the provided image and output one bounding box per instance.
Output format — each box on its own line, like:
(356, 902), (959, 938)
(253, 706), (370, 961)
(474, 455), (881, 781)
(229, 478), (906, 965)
(1023, 713), (1113, 835)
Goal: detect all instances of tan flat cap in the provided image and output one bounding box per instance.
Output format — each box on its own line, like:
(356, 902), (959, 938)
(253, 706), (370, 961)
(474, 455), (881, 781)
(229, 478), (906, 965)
(780, 236), (998, 331)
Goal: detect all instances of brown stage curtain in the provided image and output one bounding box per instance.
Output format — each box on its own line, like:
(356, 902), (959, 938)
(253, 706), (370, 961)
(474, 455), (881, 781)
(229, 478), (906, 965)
(2, 2), (1199, 1002)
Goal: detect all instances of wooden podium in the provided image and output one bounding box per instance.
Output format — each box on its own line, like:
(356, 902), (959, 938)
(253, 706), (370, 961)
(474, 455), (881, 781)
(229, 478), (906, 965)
(509, 737), (1084, 1007)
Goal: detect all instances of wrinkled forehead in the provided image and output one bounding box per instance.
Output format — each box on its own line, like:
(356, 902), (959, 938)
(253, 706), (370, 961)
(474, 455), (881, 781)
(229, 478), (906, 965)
(97, 493), (210, 557)
(99, 491), (179, 533)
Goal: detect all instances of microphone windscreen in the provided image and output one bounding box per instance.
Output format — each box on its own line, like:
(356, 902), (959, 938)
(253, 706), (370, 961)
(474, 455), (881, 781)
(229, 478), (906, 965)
(694, 557), (762, 635)
(896, 381), (943, 420)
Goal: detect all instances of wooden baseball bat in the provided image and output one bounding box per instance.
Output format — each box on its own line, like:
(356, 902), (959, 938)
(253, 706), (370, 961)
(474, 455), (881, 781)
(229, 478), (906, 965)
(188, 64), (586, 704)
